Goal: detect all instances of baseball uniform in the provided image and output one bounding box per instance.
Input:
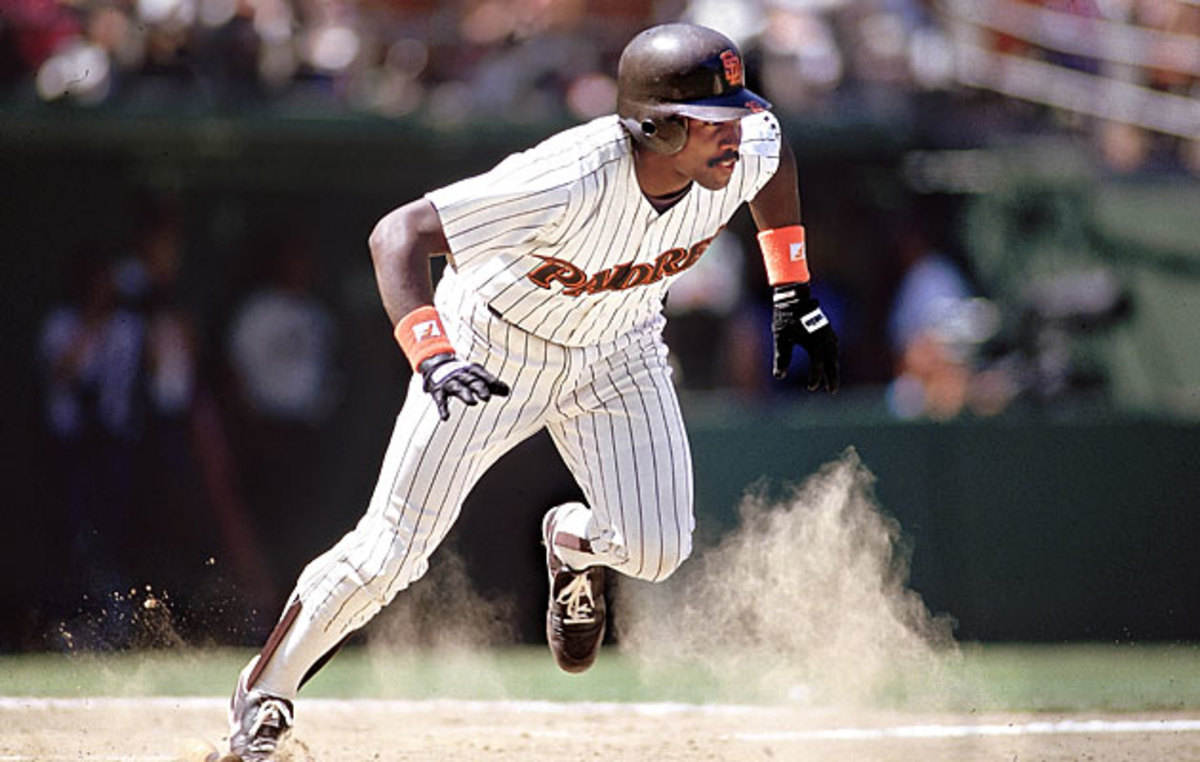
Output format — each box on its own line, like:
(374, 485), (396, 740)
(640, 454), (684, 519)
(251, 111), (783, 699)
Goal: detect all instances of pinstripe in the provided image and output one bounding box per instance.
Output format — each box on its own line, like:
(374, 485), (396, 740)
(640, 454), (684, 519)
(573, 164), (634, 275)
(661, 357), (691, 572)
(625, 334), (662, 577)
(453, 222), (552, 258)
(611, 362), (646, 575)
(635, 331), (675, 577)
(448, 198), (564, 232)
(437, 133), (624, 228)
(576, 346), (616, 529)
(548, 327), (676, 575)
(647, 334), (690, 577)
(473, 257), (530, 304)
(300, 374), (431, 598)
(450, 201), (565, 250)
(545, 349), (596, 502)
(596, 361), (628, 560)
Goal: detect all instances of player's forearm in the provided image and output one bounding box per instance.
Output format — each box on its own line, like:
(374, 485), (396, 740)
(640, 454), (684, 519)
(368, 199), (449, 325)
(371, 240), (434, 326)
(749, 138), (801, 230)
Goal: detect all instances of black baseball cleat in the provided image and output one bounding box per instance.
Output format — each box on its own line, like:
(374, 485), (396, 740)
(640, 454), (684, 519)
(226, 657), (294, 762)
(542, 505), (607, 674)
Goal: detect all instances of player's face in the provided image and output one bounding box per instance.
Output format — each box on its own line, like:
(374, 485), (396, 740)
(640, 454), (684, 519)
(675, 118), (743, 190)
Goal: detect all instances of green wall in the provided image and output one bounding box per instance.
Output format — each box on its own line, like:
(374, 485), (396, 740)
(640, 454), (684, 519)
(684, 400), (1200, 642)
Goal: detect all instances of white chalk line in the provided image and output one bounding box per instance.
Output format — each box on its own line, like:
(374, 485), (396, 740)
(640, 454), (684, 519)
(1, 697), (1199, 760)
(732, 718), (1200, 742)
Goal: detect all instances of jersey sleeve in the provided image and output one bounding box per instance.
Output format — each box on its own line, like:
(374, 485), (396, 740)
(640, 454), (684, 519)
(425, 148), (574, 270)
(737, 111), (783, 202)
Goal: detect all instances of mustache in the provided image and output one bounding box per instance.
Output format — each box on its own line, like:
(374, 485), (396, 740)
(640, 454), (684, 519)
(707, 150), (739, 168)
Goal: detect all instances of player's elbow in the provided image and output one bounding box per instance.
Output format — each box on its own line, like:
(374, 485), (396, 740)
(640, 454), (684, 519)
(368, 209), (405, 267)
(369, 199), (448, 266)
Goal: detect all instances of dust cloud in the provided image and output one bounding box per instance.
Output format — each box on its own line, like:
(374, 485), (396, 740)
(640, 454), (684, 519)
(367, 551), (516, 651)
(362, 551), (518, 699)
(616, 447), (959, 709)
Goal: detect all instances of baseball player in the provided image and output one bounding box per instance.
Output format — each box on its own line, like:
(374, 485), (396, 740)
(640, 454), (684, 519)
(221, 22), (839, 761)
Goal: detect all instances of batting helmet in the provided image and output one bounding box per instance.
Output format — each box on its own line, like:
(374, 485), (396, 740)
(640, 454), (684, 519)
(617, 23), (771, 155)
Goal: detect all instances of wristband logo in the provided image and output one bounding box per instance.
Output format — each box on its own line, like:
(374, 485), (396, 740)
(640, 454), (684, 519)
(412, 319), (443, 341)
(789, 242), (806, 262)
(527, 231), (720, 296)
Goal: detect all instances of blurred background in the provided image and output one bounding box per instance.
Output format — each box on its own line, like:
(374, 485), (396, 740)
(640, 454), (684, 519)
(1, 0), (1198, 654)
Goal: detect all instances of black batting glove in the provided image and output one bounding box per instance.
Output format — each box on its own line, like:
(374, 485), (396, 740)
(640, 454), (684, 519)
(418, 353), (510, 421)
(771, 282), (840, 393)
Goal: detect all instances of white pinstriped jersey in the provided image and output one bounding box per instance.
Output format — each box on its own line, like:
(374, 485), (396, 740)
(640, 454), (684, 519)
(426, 111), (783, 346)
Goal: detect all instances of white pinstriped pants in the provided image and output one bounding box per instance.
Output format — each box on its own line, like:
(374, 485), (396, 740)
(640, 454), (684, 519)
(255, 282), (695, 698)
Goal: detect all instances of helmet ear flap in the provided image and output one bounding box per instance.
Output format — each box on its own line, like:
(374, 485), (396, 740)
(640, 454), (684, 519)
(625, 113), (687, 155)
(652, 115), (687, 154)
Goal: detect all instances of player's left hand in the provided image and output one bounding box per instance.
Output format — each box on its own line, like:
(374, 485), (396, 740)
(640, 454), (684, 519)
(418, 353), (510, 421)
(771, 283), (840, 393)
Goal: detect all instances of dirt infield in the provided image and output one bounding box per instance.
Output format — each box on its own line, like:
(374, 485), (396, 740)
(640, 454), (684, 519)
(3, 697), (1200, 762)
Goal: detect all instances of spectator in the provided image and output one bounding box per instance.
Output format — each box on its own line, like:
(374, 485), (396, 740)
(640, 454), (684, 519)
(227, 240), (339, 426)
(116, 198), (196, 418)
(37, 244), (145, 641)
(115, 198), (214, 599)
(885, 223), (978, 420)
(225, 236), (341, 586)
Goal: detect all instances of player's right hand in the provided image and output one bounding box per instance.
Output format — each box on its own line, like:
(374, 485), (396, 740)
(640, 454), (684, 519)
(418, 353), (510, 421)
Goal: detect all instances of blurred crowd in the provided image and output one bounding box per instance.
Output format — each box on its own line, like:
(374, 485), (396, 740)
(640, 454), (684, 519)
(0, 0), (954, 122)
(3, 0), (1197, 162)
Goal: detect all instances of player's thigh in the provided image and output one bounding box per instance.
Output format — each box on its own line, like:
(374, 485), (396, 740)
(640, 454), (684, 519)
(548, 342), (694, 580)
(302, 371), (542, 593)
(368, 370), (547, 529)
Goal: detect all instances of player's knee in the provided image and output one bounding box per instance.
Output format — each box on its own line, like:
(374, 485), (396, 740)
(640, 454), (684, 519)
(635, 530), (693, 583)
(307, 516), (430, 608)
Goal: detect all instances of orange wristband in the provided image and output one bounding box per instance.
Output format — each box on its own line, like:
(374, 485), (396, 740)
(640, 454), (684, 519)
(394, 306), (455, 370)
(757, 225), (810, 286)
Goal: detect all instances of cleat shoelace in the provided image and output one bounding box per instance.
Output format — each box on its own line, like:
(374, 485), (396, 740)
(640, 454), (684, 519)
(556, 573), (596, 625)
(246, 698), (293, 754)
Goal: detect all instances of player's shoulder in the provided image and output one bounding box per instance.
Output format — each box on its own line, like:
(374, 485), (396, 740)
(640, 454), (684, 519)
(738, 111), (782, 158)
(525, 115), (629, 179)
(427, 117), (625, 221)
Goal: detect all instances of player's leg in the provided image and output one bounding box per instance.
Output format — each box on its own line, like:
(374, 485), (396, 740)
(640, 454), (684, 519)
(224, 378), (531, 759)
(250, 383), (517, 684)
(539, 329), (694, 672)
(226, 301), (559, 758)
(547, 330), (695, 581)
